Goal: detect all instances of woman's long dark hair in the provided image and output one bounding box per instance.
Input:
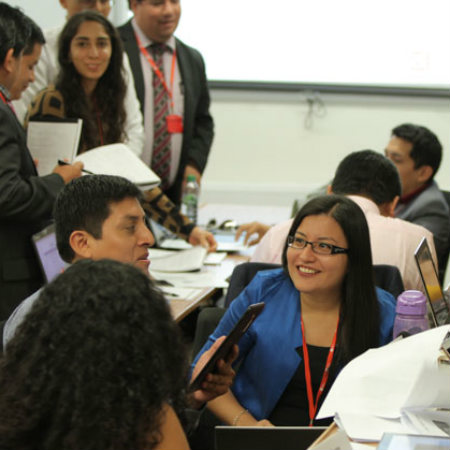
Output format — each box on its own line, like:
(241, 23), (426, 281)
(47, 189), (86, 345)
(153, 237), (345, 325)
(282, 195), (380, 366)
(56, 11), (127, 152)
(0, 259), (188, 450)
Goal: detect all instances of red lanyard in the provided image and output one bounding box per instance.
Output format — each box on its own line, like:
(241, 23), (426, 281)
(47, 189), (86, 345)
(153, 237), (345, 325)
(92, 97), (104, 146)
(0, 91), (15, 115)
(135, 33), (177, 112)
(300, 315), (338, 426)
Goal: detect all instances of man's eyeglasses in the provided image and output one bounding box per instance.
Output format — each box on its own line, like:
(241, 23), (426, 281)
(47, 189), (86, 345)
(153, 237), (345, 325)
(287, 236), (349, 255)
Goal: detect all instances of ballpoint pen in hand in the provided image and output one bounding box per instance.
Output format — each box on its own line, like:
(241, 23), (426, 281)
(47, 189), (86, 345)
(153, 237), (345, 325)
(58, 159), (94, 175)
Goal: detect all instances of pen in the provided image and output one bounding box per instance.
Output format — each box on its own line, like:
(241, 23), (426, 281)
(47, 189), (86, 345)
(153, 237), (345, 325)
(58, 159), (94, 175)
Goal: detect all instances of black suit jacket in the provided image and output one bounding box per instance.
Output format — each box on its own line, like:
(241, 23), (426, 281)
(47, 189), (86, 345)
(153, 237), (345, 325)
(0, 101), (64, 319)
(118, 21), (214, 204)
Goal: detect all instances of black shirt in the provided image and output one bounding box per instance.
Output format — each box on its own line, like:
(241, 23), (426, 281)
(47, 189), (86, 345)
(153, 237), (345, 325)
(268, 345), (336, 426)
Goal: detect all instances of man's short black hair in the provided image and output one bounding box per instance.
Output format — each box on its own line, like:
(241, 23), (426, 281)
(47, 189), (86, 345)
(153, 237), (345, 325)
(0, 3), (30, 63)
(54, 175), (142, 263)
(23, 15), (45, 55)
(392, 123), (442, 178)
(331, 149), (401, 205)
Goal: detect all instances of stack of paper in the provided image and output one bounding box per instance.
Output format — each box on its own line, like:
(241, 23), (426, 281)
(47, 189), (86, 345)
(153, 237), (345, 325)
(74, 144), (160, 189)
(27, 119), (82, 176)
(149, 247), (207, 272)
(316, 326), (450, 443)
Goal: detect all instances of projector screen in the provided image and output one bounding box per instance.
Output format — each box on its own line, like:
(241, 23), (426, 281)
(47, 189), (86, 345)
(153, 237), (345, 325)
(176, 0), (450, 92)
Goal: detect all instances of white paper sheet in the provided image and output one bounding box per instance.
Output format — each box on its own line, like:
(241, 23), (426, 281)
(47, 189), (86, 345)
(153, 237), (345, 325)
(27, 119), (82, 175)
(74, 143), (160, 189)
(334, 413), (410, 442)
(149, 247), (206, 272)
(151, 270), (229, 288)
(161, 286), (204, 301)
(317, 326), (450, 420)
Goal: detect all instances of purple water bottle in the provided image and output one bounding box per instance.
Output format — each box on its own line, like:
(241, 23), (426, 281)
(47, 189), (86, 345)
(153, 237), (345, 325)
(393, 290), (429, 339)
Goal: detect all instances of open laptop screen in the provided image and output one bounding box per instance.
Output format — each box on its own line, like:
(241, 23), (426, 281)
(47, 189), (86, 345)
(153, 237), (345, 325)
(32, 224), (67, 283)
(414, 237), (450, 327)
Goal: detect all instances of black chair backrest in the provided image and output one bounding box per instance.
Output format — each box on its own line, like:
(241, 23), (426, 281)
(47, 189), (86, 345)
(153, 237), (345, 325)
(224, 262), (404, 309)
(439, 190), (450, 282)
(373, 264), (404, 300)
(224, 262), (281, 308)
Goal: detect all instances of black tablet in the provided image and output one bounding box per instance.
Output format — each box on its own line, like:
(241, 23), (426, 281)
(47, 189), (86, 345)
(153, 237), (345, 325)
(189, 302), (265, 392)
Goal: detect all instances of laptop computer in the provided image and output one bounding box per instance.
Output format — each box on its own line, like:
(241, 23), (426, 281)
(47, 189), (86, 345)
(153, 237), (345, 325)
(215, 426), (327, 450)
(32, 223), (68, 283)
(414, 237), (450, 327)
(149, 219), (247, 252)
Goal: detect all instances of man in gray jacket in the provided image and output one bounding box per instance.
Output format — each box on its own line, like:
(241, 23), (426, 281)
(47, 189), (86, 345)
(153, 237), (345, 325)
(385, 123), (449, 281)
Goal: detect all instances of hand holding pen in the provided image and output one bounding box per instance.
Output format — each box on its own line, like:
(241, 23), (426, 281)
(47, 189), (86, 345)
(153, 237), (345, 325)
(53, 160), (85, 184)
(57, 159), (94, 175)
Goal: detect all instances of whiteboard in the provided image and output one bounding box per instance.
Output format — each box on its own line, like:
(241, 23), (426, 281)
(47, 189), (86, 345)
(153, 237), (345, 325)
(176, 0), (450, 90)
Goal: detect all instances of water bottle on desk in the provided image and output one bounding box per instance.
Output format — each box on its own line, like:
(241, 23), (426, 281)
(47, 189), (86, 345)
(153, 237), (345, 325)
(181, 175), (199, 225)
(393, 290), (429, 339)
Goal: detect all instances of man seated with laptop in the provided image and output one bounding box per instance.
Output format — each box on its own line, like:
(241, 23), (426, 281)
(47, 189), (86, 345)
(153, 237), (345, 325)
(3, 175), (237, 421)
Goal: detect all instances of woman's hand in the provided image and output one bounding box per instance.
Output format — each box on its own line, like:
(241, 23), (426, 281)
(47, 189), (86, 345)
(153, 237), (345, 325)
(256, 419), (275, 427)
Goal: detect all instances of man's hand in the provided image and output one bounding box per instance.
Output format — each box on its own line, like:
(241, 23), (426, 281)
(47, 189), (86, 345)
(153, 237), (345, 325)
(52, 161), (84, 184)
(189, 226), (217, 252)
(183, 164), (201, 187)
(189, 336), (239, 409)
(235, 222), (271, 246)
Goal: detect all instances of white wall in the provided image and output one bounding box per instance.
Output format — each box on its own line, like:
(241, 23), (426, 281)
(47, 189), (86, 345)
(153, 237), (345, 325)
(202, 90), (450, 207)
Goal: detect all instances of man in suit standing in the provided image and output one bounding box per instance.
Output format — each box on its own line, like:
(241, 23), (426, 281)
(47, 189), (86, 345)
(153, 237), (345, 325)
(119, 0), (214, 204)
(385, 123), (450, 281)
(0, 3), (83, 320)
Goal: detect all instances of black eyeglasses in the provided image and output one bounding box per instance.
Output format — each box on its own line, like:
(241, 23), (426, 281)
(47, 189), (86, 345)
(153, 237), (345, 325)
(287, 236), (349, 255)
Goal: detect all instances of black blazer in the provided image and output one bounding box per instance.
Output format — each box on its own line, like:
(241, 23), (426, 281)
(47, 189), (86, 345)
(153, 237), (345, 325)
(118, 21), (214, 203)
(0, 101), (64, 319)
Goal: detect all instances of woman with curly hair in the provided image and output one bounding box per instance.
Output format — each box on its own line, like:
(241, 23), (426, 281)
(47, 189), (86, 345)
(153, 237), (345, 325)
(26, 10), (216, 250)
(0, 259), (190, 450)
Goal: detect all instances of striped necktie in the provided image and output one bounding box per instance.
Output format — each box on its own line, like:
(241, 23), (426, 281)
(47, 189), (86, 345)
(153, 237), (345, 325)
(150, 43), (171, 190)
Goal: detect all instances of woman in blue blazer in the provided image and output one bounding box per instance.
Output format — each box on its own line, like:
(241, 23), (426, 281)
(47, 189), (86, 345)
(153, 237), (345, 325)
(193, 195), (395, 427)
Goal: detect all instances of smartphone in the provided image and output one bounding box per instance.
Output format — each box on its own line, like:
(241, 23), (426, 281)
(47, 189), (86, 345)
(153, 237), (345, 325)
(189, 302), (265, 392)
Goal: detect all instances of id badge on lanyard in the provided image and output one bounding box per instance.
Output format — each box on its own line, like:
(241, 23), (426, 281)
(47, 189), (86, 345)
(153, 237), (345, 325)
(135, 33), (184, 134)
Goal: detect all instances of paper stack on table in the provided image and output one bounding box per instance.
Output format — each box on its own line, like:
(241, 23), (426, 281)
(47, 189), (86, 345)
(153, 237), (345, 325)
(316, 325), (450, 443)
(149, 247), (207, 272)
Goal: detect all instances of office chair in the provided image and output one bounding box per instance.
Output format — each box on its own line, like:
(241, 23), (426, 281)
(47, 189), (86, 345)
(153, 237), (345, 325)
(439, 190), (450, 283)
(192, 263), (280, 358)
(224, 262), (281, 308)
(373, 264), (404, 300)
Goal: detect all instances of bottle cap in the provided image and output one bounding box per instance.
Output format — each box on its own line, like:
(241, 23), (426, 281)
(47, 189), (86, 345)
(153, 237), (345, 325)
(396, 290), (427, 315)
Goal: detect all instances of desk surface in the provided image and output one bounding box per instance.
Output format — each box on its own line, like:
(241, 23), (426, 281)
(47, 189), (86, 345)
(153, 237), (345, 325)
(168, 253), (249, 322)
